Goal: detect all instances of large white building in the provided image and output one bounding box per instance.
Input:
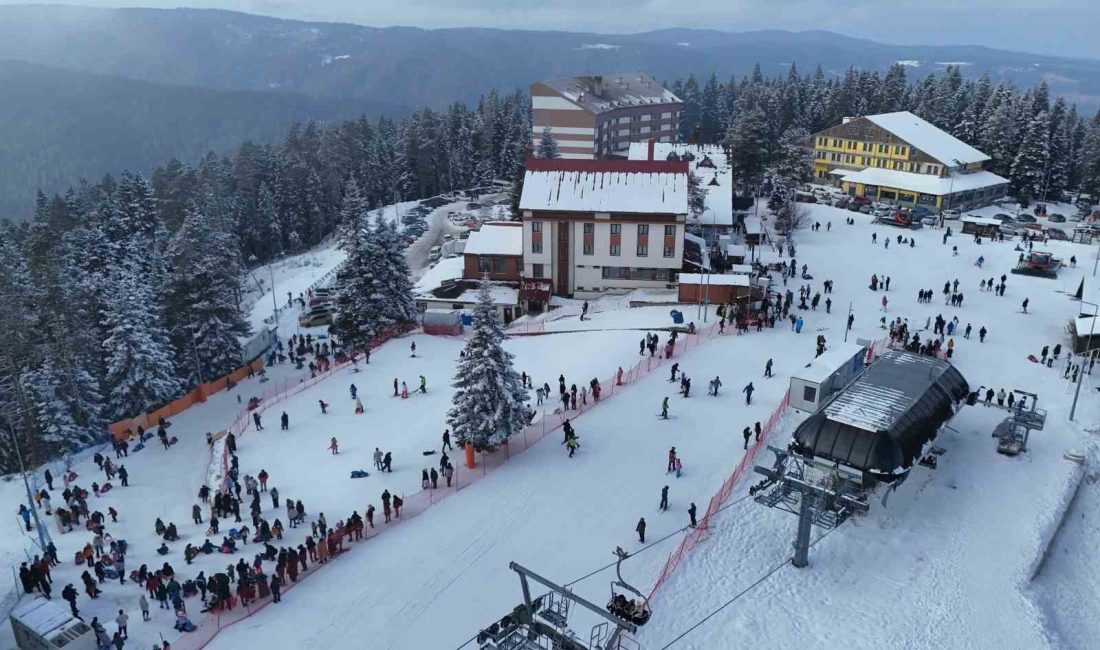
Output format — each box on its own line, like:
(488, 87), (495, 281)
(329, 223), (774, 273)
(518, 158), (689, 299)
(628, 142), (733, 242)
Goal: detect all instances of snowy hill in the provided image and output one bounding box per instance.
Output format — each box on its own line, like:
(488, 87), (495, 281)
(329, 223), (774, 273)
(3, 201), (1098, 650)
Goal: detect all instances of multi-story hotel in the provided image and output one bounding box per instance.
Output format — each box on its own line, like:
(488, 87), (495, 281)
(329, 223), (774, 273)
(811, 111), (1008, 210)
(530, 74), (682, 159)
(518, 158), (688, 299)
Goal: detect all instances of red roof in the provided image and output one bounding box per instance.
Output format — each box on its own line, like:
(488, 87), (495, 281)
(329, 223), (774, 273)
(524, 158), (689, 174)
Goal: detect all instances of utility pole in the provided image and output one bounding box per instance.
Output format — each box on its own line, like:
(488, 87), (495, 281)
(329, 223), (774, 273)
(1070, 300), (1098, 422)
(844, 301), (853, 342)
(0, 362), (52, 554)
(269, 264), (280, 324)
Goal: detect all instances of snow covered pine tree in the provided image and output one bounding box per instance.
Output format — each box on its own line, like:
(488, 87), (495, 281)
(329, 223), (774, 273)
(446, 280), (530, 452)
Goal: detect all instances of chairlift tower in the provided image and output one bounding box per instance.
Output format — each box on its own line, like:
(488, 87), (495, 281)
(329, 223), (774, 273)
(752, 446), (868, 568)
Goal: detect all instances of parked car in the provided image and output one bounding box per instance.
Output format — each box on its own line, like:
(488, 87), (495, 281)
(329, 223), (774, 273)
(1048, 213), (1066, 223)
(833, 196), (850, 209)
(1014, 214), (1037, 224)
(308, 296), (334, 308)
(858, 204), (873, 214)
(872, 201), (892, 212)
(428, 246), (442, 262)
(871, 207), (892, 218)
(999, 223), (1026, 237)
(941, 209), (961, 220)
(991, 213), (1014, 223)
(1044, 228), (1069, 241)
(847, 201), (862, 212)
(299, 308), (334, 327)
(921, 216), (938, 227)
(794, 191), (817, 203)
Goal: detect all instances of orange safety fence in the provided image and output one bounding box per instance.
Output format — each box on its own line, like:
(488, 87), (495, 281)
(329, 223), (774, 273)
(108, 359), (265, 441)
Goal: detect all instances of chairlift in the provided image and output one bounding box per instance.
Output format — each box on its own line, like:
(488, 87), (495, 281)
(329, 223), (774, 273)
(606, 547), (651, 626)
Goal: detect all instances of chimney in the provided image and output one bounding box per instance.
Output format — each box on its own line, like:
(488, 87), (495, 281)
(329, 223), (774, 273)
(648, 140), (655, 161)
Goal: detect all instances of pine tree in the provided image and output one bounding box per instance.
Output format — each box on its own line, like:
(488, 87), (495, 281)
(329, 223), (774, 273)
(536, 127), (560, 159)
(101, 259), (181, 420)
(687, 172), (706, 220)
(165, 203), (251, 385)
(773, 127), (812, 187)
(725, 107), (771, 191)
(446, 280), (529, 452)
(372, 218), (420, 328)
(1010, 110), (1051, 206)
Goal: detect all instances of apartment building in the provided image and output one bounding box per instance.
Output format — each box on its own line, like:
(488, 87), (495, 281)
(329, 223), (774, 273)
(518, 158), (688, 299)
(531, 74), (682, 159)
(811, 111), (1008, 210)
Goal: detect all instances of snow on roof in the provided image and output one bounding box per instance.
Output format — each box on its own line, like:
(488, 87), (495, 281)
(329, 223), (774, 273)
(725, 244), (747, 257)
(743, 216), (762, 234)
(866, 111), (990, 165)
(793, 343), (868, 384)
(823, 350), (952, 432)
(962, 216), (1003, 226)
(1075, 315), (1099, 336)
(414, 257), (464, 294)
(520, 161), (688, 214)
(629, 144), (734, 225)
(463, 222), (522, 256)
(840, 167), (1007, 196)
(727, 264), (753, 275)
(678, 273), (750, 287)
(542, 73), (681, 114)
(454, 286), (519, 306)
(12, 597), (77, 637)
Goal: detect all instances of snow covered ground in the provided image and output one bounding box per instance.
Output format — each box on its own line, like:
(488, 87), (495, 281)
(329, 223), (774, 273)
(3, 201), (1098, 650)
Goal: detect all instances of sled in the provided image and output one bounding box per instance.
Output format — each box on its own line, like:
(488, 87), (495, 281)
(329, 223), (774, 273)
(104, 567), (119, 580)
(421, 450), (437, 456)
(168, 436), (179, 446)
(140, 432), (154, 442)
(133, 443), (145, 452)
(1028, 354), (1039, 363)
(349, 470), (369, 479)
(174, 620), (197, 633)
(74, 551), (84, 565)
(99, 482), (112, 493)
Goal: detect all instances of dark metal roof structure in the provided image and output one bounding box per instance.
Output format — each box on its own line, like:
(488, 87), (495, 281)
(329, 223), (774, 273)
(791, 350), (969, 483)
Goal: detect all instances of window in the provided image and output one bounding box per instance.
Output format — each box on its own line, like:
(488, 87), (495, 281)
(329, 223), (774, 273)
(611, 224), (622, 234)
(493, 258), (507, 273)
(610, 243), (621, 256)
(802, 386), (817, 403)
(640, 126), (651, 134)
(618, 129), (630, 136)
(531, 221), (542, 232)
(532, 263), (544, 278)
(637, 243), (648, 256)
(661, 112), (672, 119)
(641, 114), (652, 121)
(610, 224), (621, 256)
(478, 256), (491, 273)
(583, 223), (594, 255)
(664, 225), (675, 236)
(638, 224), (649, 235)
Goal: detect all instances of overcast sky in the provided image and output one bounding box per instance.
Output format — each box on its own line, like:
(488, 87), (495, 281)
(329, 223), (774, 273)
(7, 0), (1099, 59)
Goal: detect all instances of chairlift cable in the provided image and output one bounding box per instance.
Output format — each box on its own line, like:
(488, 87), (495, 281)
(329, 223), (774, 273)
(657, 525), (841, 649)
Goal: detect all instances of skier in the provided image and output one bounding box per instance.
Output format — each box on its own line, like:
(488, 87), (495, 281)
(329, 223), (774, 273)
(765, 359), (773, 378)
(659, 486), (669, 511)
(669, 363), (679, 382)
(350, 384), (357, 399)
(1021, 298), (1029, 314)
(566, 437), (579, 458)
(419, 375), (427, 394)
(743, 382), (755, 405)
(410, 341), (417, 357)
(636, 518), (646, 543)
(280, 412), (289, 430)
(319, 400), (328, 414)
(660, 397), (670, 419)
(329, 437), (339, 455)
(688, 503), (697, 528)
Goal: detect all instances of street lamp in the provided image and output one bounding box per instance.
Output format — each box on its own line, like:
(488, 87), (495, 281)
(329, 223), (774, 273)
(1070, 299), (1098, 422)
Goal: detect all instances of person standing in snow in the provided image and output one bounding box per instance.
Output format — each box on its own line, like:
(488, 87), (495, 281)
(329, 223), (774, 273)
(319, 400), (328, 414)
(743, 382), (754, 405)
(329, 437), (339, 455)
(667, 447), (677, 473)
(754, 422), (762, 441)
(350, 384), (357, 399)
(566, 437), (579, 458)
(659, 486), (669, 511)
(765, 359), (773, 378)
(280, 412), (289, 430)
(979, 326), (988, 343)
(688, 503), (697, 528)
(442, 430), (452, 451)
(418, 375), (427, 394)
(1021, 298), (1029, 314)
(373, 448), (383, 471)
(669, 363), (679, 382)
(636, 518), (646, 543)
(354, 397), (364, 414)
(410, 341), (417, 357)
(393, 378), (399, 397)
(709, 377), (722, 396)
(660, 397), (670, 419)
(742, 427), (751, 450)
(253, 412), (263, 431)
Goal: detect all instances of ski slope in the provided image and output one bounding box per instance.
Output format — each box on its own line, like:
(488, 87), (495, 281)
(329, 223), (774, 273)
(3, 202), (1098, 650)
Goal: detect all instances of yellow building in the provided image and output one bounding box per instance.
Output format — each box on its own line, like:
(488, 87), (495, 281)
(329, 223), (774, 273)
(811, 111), (1008, 210)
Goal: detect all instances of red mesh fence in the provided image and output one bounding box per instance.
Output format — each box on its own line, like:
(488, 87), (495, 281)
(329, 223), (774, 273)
(186, 319), (742, 648)
(647, 387), (790, 600)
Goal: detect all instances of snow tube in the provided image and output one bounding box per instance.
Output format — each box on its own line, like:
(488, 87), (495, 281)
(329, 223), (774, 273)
(168, 436), (179, 446)
(99, 482), (112, 493)
(133, 443), (145, 452)
(350, 470), (369, 479)
(140, 432), (154, 442)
